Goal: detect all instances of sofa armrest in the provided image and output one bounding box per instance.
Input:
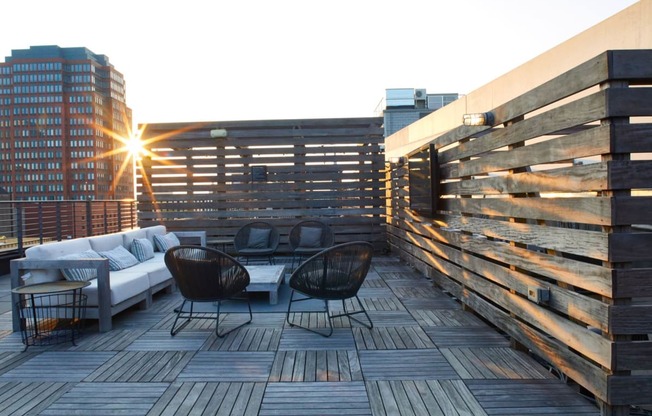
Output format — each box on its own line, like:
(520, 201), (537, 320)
(172, 231), (207, 247)
(10, 257), (111, 332)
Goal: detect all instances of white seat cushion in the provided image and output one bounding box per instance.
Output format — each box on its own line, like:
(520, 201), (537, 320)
(84, 270), (150, 307)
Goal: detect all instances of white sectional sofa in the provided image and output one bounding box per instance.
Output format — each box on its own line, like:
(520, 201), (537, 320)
(10, 225), (206, 332)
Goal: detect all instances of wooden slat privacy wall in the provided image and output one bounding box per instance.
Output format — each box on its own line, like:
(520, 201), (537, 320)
(388, 50), (652, 414)
(137, 117), (386, 252)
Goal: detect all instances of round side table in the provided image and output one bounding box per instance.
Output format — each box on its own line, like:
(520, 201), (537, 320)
(12, 280), (90, 351)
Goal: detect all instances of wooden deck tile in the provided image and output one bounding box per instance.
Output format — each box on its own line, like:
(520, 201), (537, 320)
(400, 297), (461, 310)
(377, 271), (424, 280)
(425, 327), (510, 348)
(441, 348), (556, 380)
(0, 381), (72, 415)
(70, 329), (148, 351)
(465, 379), (599, 415)
(125, 329), (210, 351)
(85, 351), (194, 382)
(0, 351), (115, 382)
(391, 286), (443, 299)
(245, 313), (287, 327)
(365, 311), (420, 327)
(410, 309), (486, 327)
(362, 278), (388, 288)
(279, 327), (356, 350)
(269, 350), (363, 382)
(0, 351), (40, 375)
(148, 381), (265, 416)
(358, 297), (407, 311)
(111, 311), (168, 330)
(286, 311), (352, 329)
(40, 382), (168, 415)
(260, 381), (372, 415)
(359, 349), (459, 380)
(202, 327), (282, 351)
(357, 287), (395, 298)
(353, 327), (436, 350)
(0, 331), (46, 351)
(177, 351), (275, 382)
(366, 379), (487, 416)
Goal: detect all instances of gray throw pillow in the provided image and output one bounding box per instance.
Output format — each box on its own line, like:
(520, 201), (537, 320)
(59, 249), (103, 281)
(247, 228), (271, 249)
(130, 238), (155, 262)
(99, 245), (140, 271)
(299, 227), (322, 248)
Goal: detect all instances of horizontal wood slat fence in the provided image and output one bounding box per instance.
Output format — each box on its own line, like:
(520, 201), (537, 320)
(137, 117), (386, 252)
(387, 50), (652, 415)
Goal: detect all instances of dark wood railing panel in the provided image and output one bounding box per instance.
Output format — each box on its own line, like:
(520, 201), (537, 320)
(0, 200), (137, 258)
(387, 50), (652, 410)
(138, 117), (386, 252)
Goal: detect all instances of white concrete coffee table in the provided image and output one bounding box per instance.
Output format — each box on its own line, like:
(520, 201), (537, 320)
(245, 265), (286, 305)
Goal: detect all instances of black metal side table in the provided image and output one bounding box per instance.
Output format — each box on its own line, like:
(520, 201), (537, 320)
(207, 237), (234, 253)
(12, 280), (90, 351)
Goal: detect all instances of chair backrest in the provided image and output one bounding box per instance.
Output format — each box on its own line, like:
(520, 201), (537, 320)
(288, 220), (335, 250)
(233, 221), (280, 251)
(288, 241), (374, 300)
(164, 245), (250, 302)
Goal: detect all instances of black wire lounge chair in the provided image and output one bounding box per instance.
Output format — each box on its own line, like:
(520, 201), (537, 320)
(233, 221), (280, 264)
(164, 245), (252, 337)
(286, 241), (374, 337)
(288, 220), (334, 271)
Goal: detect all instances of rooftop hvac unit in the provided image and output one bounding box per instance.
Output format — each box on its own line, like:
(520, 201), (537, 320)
(414, 89), (427, 100)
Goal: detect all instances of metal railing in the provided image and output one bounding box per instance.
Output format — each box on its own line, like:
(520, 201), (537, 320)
(0, 199), (137, 258)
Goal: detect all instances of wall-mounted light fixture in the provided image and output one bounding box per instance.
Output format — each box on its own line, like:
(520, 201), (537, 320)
(389, 156), (406, 166)
(210, 128), (228, 138)
(462, 112), (494, 126)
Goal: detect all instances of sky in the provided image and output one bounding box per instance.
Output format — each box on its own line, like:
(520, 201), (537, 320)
(0, 0), (641, 127)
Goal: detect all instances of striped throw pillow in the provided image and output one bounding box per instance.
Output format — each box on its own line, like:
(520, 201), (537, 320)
(130, 238), (155, 262)
(153, 233), (181, 252)
(99, 245), (139, 271)
(59, 249), (103, 281)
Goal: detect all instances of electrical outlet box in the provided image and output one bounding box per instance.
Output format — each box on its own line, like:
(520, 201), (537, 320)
(528, 286), (550, 304)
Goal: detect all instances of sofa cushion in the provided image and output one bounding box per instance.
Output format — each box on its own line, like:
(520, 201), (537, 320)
(145, 225), (167, 247)
(130, 238), (155, 262)
(132, 253), (171, 287)
(99, 245), (140, 271)
(123, 229), (148, 252)
(59, 249), (104, 282)
(154, 233), (180, 252)
(88, 233), (125, 252)
(83, 270), (150, 307)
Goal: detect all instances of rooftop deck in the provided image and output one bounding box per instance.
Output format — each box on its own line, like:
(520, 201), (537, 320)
(0, 255), (598, 415)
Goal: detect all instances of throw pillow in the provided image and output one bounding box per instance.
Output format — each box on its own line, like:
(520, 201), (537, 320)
(298, 227), (323, 248)
(247, 228), (271, 249)
(153, 232), (181, 252)
(130, 238), (155, 262)
(59, 249), (103, 282)
(99, 245), (140, 271)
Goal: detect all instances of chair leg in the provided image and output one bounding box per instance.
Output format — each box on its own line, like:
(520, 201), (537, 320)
(171, 299), (193, 336)
(215, 290), (253, 338)
(286, 290), (333, 337)
(330, 296), (373, 330)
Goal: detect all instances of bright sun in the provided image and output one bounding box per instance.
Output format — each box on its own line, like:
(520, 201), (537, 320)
(126, 134), (144, 158)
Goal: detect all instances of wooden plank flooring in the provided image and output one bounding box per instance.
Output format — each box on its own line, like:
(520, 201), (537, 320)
(0, 255), (600, 415)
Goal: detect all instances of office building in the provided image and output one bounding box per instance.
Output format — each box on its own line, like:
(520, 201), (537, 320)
(380, 88), (459, 136)
(0, 45), (133, 200)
